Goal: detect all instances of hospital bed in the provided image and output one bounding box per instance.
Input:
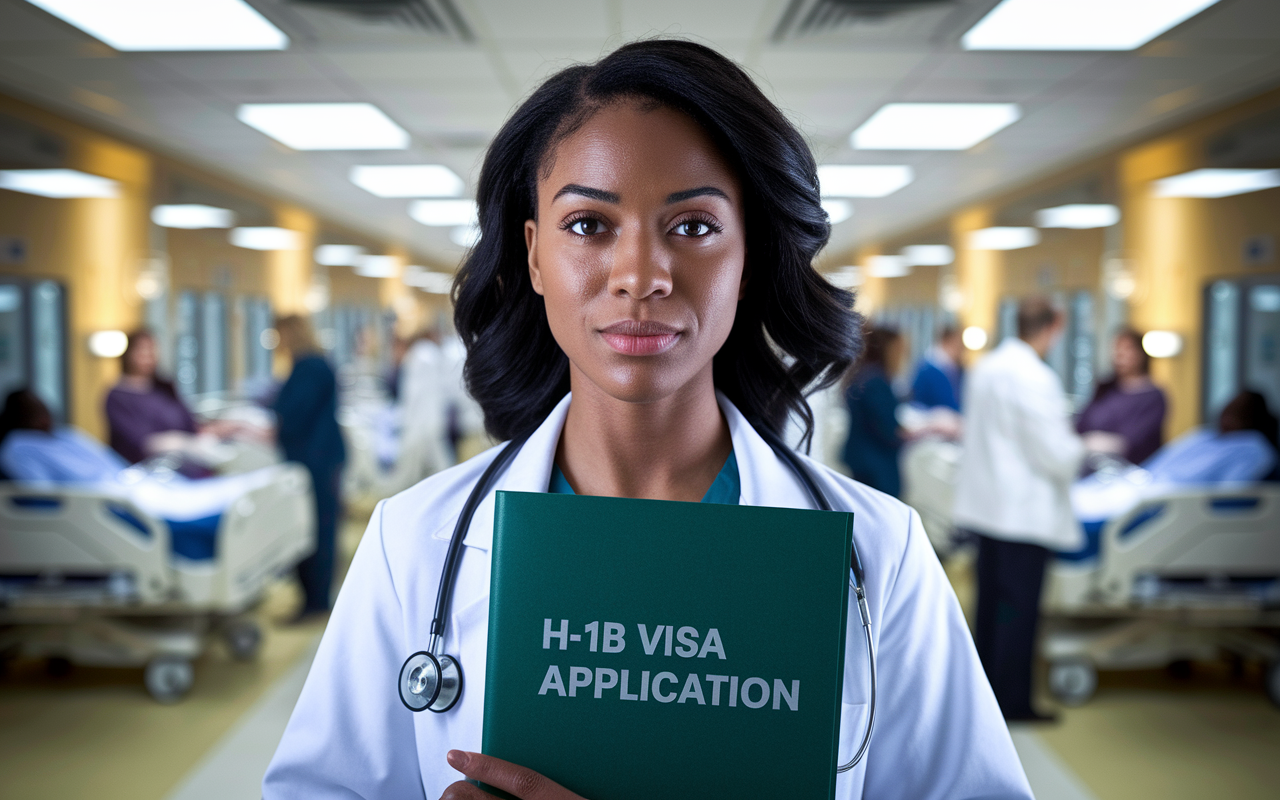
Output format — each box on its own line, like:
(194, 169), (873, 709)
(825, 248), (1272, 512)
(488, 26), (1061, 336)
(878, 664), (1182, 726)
(900, 443), (1280, 709)
(0, 463), (315, 702)
(1042, 483), (1280, 709)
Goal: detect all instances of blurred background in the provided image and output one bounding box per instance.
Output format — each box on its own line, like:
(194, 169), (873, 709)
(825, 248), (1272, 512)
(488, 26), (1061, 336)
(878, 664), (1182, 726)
(0, 1), (1278, 798)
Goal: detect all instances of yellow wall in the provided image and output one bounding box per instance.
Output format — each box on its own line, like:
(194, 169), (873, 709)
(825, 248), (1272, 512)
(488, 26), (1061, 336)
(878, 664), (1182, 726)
(833, 85), (1280, 438)
(0, 92), (442, 437)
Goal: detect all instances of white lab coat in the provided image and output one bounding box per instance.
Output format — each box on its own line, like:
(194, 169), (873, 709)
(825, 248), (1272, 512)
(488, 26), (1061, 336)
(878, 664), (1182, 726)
(264, 393), (1031, 800)
(953, 337), (1086, 551)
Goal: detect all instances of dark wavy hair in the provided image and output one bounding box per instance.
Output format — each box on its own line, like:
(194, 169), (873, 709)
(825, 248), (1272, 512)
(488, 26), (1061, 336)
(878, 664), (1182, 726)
(453, 39), (863, 444)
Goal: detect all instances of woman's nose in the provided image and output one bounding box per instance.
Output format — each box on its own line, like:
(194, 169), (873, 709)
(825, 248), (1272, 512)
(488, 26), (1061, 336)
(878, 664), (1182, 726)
(606, 227), (673, 300)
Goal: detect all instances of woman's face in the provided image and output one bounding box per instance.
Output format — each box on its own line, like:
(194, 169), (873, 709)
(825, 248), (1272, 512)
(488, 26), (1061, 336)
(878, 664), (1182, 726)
(526, 101), (747, 405)
(1113, 335), (1143, 378)
(127, 336), (157, 378)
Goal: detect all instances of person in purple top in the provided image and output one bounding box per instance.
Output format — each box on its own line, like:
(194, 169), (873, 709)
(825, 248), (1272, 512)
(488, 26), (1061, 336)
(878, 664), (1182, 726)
(1077, 328), (1167, 465)
(104, 330), (201, 464)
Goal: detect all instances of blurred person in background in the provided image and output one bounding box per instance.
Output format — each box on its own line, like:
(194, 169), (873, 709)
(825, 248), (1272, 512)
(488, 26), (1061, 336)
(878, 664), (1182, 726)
(1076, 328), (1167, 465)
(842, 326), (905, 497)
(954, 297), (1086, 722)
(912, 325), (964, 412)
(274, 314), (346, 618)
(105, 330), (208, 474)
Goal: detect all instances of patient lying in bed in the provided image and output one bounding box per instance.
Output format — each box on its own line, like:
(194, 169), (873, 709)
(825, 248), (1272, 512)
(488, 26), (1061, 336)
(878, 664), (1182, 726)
(1, 389), (277, 560)
(1071, 390), (1279, 525)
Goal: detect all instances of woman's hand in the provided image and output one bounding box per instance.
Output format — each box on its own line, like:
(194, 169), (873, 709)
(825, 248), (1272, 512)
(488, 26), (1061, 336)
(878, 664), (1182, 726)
(440, 750), (585, 800)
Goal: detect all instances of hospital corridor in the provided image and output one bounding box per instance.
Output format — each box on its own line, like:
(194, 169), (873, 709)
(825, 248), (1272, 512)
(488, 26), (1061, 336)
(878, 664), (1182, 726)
(1, 1), (1279, 798)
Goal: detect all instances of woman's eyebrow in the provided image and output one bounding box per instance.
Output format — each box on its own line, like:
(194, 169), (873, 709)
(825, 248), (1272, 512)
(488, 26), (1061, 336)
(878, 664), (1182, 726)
(666, 186), (729, 204)
(553, 184), (620, 203)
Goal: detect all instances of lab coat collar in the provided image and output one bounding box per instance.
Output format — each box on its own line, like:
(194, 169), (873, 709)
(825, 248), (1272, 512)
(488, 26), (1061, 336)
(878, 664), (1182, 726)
(435, 391), (812, 552)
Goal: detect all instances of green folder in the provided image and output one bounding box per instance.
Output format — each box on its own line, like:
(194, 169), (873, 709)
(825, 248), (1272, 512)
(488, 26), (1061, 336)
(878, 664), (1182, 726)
(483, 491), (855, 800)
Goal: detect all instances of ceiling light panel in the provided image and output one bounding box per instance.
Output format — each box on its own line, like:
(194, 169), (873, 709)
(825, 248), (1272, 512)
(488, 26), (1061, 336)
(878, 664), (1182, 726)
(350, 165), (465, 198)
(1153, 169), (1280, 198)
(969, 227), (1041, 250)
(901, 245), (954, 266)
(237, 104), (409, 151)
(963, 0), (1220, 51)
(866, 255), (912, 279)
(853, 104), (1021, 150)
(355, 255), (398, 278)
(151, 204), (235, 229)
(25, 0), (288, 51)
(1035, 204), (1121, 228)
(821, 199), (854, 224)
(818, 165), (914, 198)
(230, 227), (302, 251)
(0, 169), (118, 198)
(314, 244), (366, 267)
(409, 199), (479, 227)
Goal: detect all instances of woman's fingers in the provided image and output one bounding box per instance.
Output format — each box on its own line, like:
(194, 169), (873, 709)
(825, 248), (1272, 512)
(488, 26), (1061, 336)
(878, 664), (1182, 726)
(439, 779), (497, 800)
(446, 751), (583, 800)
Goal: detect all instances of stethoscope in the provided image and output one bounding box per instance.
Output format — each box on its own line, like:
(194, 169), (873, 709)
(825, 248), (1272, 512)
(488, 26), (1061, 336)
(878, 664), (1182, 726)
(398, 425), (878, 772)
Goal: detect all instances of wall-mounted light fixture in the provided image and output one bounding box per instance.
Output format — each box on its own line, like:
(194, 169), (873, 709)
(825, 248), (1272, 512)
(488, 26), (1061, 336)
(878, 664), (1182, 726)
(962, 326), (989, 351)
(88, 329), (128, 358)
(1142, 330), (1182, 358)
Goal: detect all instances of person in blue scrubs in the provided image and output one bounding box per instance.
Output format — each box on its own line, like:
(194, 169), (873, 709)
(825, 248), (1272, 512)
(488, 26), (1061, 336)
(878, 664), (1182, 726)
(911, 325), (963, 411)
(843, 327), (905, 497)
(272, 314), (346, 616)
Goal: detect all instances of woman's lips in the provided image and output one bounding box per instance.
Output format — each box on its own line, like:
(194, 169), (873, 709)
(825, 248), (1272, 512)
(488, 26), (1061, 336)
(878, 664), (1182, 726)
(599, 320), (682, 356)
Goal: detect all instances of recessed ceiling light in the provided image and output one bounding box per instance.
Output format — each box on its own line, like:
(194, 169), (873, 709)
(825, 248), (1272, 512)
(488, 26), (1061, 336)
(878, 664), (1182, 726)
(409, 199), (479, 227)
(355, 255), (398, 278)
(826, 266), (864, 290)
(0, 168), (118, 198)
(404, 266), (455, 294)
(969, 227), (1040, 250)
(350, 165), (464, 198)
(901, 245), (954, 266)
(151, 204), (235, 229)
(852, 104), (1021, 150)
(963, 0), (1220, 51)
(25, 0), (288, 51)
(1153, 169), (1280, 198)
(230, 227), (302, 251)
(314, 244), (366, 267)
(1035, 204), (1121, 229)
(866, 255), (911, 278)
(817, 165), (914, 198)
(237, 104), (409, 151)
(821, 199), (854, 224)
(450, 225), (481, 248)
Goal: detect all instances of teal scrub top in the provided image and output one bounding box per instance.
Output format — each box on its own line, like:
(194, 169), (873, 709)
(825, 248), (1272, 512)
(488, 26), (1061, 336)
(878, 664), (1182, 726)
(548, 450), (740, 505)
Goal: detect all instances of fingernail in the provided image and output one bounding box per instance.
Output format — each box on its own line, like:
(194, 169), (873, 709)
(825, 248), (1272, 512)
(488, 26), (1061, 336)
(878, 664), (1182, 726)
(447, 750), (469, 770)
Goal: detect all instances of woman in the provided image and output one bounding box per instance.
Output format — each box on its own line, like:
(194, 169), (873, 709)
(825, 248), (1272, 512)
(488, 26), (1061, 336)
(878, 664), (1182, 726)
(842, 327), (905, 497)
(1077, 328), (1167, 465)
(104, 330), (202, 467)
(273, 314), (346, 617)
(264, 41), (1027, 800)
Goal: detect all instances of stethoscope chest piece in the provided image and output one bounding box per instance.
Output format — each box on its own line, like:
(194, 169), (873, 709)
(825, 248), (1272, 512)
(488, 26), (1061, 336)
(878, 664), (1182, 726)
(399, 650), (463, 713)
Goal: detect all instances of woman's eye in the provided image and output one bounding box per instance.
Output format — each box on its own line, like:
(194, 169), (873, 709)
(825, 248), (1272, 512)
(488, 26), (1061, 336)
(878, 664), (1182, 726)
(674, 220), (712, 237)
(568, 218), (603, 236)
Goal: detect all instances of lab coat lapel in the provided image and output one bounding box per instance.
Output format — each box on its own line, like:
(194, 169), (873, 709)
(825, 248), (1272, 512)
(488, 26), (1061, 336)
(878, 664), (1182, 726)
(450, 394), (571, 551)
(717, 392), (814, 511)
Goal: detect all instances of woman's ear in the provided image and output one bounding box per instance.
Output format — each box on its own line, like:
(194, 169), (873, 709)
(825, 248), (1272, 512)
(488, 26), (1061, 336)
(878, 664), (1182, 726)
(738, 251), (749, 301)
(525, 219), (544, 296)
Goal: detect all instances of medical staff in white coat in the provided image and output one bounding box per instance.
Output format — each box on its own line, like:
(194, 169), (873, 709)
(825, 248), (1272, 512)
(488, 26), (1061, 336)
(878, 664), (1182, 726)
(264, 40), (1031, 800)
(954, 297), (1086, 722)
